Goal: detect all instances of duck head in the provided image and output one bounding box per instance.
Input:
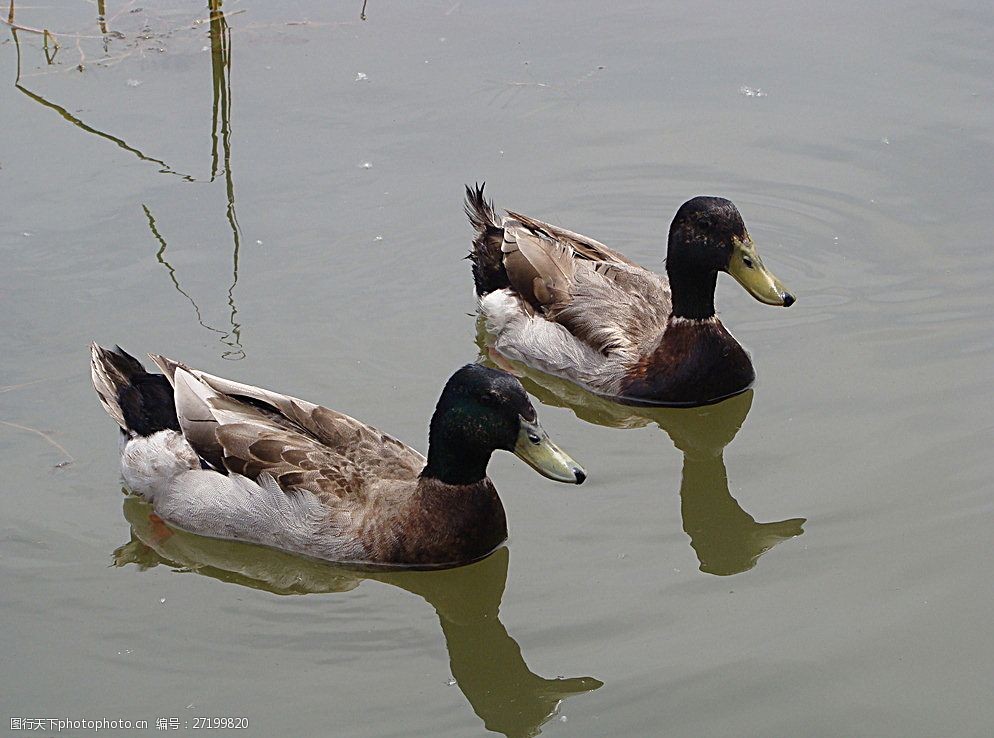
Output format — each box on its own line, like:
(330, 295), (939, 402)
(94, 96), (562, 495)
(423, 364), (586, 486)
(667, 196), (795, 318)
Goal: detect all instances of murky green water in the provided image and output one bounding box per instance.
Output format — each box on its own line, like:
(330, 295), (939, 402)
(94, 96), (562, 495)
(2, 2), (992, 736)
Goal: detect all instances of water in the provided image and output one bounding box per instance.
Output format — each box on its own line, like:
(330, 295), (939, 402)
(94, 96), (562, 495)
(2, 1), (993, 736)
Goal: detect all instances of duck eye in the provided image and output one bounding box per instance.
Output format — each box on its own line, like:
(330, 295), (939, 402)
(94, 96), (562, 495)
(527, 432), (541, 444)
(742, 256), (754, 269)
(479, 392), (498, 407)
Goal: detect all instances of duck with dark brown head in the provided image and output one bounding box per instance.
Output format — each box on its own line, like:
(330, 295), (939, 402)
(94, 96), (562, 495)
(468, 185), (794, 407)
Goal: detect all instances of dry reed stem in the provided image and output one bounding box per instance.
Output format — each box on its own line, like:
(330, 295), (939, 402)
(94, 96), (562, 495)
(1, 420), (75, 466)
(0, 379), (48, 394)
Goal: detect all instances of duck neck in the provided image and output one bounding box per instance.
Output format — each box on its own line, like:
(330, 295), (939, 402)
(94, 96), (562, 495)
(667, 265), (717, 320)
(421, 433), (493, 487)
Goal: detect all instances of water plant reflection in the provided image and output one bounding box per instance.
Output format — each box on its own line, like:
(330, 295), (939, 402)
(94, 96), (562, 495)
(114, 496), (601, 738)
(143, 204), (242, 355)
(479, 327), (805, 576)
(6, 1), (245, 359)
(136, 2), (245, 359)
(8, 31), (194, 179)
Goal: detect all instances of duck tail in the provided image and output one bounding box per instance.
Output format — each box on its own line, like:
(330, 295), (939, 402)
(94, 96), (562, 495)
(90, 343), (180, 437)
(465, 182), (510, 297)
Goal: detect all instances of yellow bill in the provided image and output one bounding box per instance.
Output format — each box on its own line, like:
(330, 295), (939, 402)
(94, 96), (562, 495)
(727, 235), (795, 307)
(514, 417), (586, 484)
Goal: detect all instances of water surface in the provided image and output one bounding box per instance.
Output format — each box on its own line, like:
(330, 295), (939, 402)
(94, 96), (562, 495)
(2, 1), (992, 736)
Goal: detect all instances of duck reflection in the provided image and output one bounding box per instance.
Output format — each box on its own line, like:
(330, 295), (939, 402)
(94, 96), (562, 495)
(114, 496), (601, 738)
(478, 328), (804, 576)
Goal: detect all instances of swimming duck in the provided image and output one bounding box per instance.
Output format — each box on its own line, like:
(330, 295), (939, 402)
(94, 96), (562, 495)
(90, 344), (585, 568)
(466, 184), (795, 406)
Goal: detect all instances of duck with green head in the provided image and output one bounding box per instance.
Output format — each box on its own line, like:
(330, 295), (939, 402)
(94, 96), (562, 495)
(91, 345), (584, 569)
(467, 185), (795, 406)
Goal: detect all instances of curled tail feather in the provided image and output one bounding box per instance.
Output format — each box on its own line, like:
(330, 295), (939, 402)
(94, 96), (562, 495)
(465, 183), (510, 297)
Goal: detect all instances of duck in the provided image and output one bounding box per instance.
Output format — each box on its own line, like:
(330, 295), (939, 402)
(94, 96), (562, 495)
(466, 184), (795, 406)
(90, 344), (585, 568)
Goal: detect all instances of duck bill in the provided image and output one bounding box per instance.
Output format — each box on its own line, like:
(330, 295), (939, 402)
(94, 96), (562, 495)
(727, 236), (795, 307)
(514, 417), (586, 484)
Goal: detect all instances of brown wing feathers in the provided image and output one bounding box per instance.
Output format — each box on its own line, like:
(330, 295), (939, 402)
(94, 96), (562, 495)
(500, 224), (576, 313)
(504, 210), (641, 267)
(468, 183), (643, 307)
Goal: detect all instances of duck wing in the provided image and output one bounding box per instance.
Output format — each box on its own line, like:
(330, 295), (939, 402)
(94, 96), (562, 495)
(504, 210), (642, 268)
(498, 220), (671, 360)
(149, 356), (425, 504)
(501, 219), (577, 312)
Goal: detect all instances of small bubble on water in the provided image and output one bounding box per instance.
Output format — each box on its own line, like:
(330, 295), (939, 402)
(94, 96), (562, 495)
(374, 235), (383, 242)
(559, 716), (568, 723)
(359, 161), (373, 169)
(355, 72), (368, 82)
(738, 85), (767, 97)
(127, 79), (142, 87)
(186, 704), (195, 710)
(446, 678), (456, 686)
(22, 232), (32, 237)
(159, 597), (166, 604)
(256, 240), (263, 245)
(881, 136), (890, 145)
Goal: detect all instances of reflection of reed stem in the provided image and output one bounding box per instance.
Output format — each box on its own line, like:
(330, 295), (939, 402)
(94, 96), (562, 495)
(10, 1), (245, 359)
(42, 28), (58, 63)
(143, 204), (234, 346)
(209, 0), (244, 360)
(10, 27), (195, 180)
(12, 83), (194, 179)
(97, 0), (107, 51)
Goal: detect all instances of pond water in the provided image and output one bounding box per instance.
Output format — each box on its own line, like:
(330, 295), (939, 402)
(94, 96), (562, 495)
(2, 1), (992, 736)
